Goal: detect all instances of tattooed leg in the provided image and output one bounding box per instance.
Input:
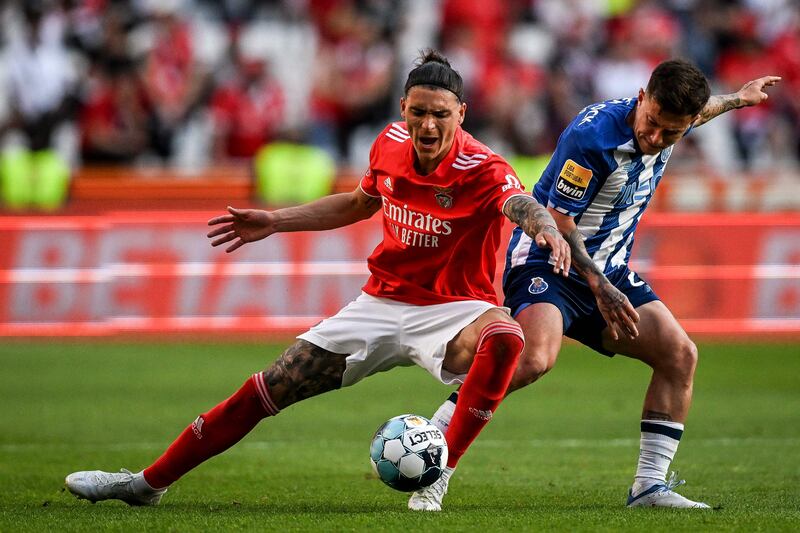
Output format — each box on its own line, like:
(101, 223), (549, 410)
(643, 410), (672, 422)
(263, 340), (349, 410)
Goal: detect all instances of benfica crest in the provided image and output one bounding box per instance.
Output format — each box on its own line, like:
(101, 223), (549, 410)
(433, 186), (454, 209)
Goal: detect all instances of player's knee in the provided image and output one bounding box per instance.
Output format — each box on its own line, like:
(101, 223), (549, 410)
(676, 338), (699, 379)
(476, 309), (525, 357)
(657, 337), (698, 383)
(477, 308), (517, 329)
(510, 346), (553, 390)
(490, 330), (525, 359)
(476, 321), (525, 376)
(261, 341), (347, 409)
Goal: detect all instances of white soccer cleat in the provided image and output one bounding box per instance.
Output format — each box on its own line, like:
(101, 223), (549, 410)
(408, 466), (454, 511)
(626, 472), (710, 509)
(65, 469), (167, 506)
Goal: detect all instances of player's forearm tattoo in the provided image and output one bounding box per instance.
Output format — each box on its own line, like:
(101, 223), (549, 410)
(566, 229), (625, 308)
(263, 340), (348, 409)
(644, 410), (673, 421)
(695, 94), (743, 126)
(504, 196), (556, 237)
(565, 228), (603, 281)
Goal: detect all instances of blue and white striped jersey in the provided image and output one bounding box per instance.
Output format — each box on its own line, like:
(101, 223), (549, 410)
(506, 97), (683, 278)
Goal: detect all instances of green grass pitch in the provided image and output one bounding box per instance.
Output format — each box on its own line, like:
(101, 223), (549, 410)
(1, 340), (798, 531)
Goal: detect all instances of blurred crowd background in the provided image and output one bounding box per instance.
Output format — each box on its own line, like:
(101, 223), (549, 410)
(0, 0), (798, 210)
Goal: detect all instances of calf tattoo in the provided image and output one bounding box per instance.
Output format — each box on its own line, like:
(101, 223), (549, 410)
(263, 340), (348, 409)
(644, 410), (673, 421)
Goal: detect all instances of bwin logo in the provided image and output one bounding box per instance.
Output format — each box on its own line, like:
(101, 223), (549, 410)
(528, 277), (548, 294)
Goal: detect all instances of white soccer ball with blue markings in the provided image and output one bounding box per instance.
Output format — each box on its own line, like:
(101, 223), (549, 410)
(369, 414), (448, 492)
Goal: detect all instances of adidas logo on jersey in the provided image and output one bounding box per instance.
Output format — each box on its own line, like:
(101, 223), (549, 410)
(384, 177), (393, 191)
(385, 123), (409, 143)
(452, 152), (488, 170)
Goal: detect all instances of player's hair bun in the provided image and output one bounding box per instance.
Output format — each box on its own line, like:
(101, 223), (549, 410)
(404, 49), (464, 101)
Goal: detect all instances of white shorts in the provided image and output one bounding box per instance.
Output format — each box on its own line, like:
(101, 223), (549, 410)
(297, 292), (505, 387)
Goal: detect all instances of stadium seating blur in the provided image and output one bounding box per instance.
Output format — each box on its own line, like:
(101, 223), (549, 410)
(0, 0), (797, 212)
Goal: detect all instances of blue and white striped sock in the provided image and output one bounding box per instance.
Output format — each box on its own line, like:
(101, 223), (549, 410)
(633, 420), (684, 494)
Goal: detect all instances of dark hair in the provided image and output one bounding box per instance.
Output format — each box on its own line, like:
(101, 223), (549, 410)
(404, 49), (464, 102)
(646, 59), (711, 116)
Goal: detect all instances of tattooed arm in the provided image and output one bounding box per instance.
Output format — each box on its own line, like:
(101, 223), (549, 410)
(207, 186), (382, 253)
(694, 76), (781, 127)
(550, 209), (640, 340)
(503, 195), (571, 276)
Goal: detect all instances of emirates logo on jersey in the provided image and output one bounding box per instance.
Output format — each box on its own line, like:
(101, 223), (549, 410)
(382, 197), (452, 248)
(433, 186), (454, 209)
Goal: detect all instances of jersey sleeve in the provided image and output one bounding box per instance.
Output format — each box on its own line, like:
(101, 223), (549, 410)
(544, 126), (605, 217)
(359, 135), (381, 197)
(486, 161), (527, 214)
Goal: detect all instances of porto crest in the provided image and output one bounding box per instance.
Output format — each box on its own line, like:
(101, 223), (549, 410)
(433, 186), (454, 209)
(528, 277), (549, 295)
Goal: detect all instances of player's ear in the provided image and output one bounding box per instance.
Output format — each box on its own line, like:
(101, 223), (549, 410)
(637, 88), (645, 105)
(458, 102), (466, 124)
(400, 97), (407, 119)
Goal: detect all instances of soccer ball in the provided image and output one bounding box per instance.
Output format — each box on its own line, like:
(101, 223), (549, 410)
(369, 414), (448, 492)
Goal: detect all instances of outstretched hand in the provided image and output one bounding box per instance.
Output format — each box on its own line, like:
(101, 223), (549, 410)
(737, 76), (781, 107)
(535, 226), (571, 276)
(207, 206), (274, 253)
(594, 282), (639, 341)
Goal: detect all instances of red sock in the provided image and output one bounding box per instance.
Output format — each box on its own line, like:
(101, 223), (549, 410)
(445, 322), (524, 467)
(143, 372), (279, 489)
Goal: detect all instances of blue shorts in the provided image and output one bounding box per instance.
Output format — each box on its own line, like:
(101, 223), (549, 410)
(503, 264), (660, 356)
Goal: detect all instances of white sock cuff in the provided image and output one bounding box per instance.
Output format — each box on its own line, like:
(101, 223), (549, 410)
(641, 420), (683, 440)
(642, 419), (684, 431)
(640, 420), (683, 461)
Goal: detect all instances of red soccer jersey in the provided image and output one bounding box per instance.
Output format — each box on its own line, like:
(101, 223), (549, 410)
(360, 122), (527, 305)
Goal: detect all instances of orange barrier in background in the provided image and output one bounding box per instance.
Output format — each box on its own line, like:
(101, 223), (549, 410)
(0, 212), (798, 339)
